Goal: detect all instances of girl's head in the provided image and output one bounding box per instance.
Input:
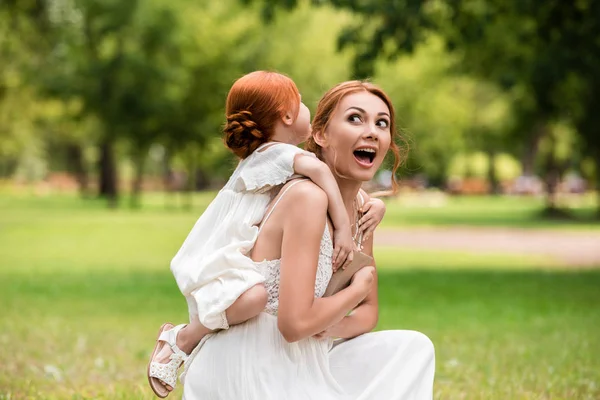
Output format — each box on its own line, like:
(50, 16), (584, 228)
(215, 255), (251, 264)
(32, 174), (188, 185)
(306, 81), (404, 190)
(224, 71), (311, 159)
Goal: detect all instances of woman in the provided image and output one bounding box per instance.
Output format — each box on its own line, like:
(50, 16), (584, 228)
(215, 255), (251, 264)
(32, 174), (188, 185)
(181, 81), (435, 399)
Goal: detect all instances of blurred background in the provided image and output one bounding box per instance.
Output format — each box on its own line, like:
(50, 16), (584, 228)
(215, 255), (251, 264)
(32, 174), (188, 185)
(1, 0), (599, 399)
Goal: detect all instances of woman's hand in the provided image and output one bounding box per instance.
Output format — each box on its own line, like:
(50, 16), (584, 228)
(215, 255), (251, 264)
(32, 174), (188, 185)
(312, 267), (374, 340)
(350, 266), (375, 298)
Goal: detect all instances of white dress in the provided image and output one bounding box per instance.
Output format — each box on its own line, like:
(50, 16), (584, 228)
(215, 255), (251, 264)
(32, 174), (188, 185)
(180, 184), (436, 399)
(170, 142), (315, 330)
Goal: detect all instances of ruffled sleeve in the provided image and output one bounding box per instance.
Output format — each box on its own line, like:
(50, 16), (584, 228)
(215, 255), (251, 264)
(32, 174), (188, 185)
(235, 143), (316, 193)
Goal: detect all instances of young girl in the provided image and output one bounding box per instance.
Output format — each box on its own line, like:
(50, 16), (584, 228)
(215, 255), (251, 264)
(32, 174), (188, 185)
(147, 71), (386, 397)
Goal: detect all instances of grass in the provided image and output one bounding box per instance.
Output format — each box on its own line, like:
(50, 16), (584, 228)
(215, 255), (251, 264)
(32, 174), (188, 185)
(0, 193), (599, 399)
(380, 192), (600, 230)
(1, 188), (598, 231)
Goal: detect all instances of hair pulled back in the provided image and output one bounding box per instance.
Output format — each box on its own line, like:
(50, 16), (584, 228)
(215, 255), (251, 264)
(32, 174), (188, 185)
(224, 71), (300, 159)
(306, 80), (407, 193)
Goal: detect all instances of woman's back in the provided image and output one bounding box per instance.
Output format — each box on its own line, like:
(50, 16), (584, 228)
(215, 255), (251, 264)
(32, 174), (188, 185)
(251, 179), (334, 315)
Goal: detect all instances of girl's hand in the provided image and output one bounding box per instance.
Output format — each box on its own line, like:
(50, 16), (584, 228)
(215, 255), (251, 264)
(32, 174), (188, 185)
(358, 198), (386, 242)
(332, 225), (354, 272)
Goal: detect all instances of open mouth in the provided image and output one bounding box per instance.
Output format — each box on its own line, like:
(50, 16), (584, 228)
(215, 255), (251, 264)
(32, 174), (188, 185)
(353, 148), (376, 166)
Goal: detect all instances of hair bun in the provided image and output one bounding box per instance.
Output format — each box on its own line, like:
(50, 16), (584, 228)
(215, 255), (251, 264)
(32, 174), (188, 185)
(224, 111), (267, 158)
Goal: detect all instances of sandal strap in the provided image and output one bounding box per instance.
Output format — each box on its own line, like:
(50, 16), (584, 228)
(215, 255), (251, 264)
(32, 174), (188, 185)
(158, 324), (189, 362)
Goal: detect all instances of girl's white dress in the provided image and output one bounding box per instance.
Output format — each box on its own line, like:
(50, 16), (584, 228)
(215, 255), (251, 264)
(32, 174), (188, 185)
(180, 183), (436, 399)
(170, 143), (315, 330)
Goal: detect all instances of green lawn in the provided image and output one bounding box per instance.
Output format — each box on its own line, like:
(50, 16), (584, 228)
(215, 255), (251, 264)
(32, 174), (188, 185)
(380, 192), (599, 230)
(1, 193), (599, 399)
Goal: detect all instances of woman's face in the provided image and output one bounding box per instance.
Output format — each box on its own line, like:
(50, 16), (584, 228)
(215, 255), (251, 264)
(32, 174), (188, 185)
(321, 91), (392, 182)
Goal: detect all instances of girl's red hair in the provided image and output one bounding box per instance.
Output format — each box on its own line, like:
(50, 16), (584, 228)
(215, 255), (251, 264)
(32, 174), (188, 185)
(224, 71), (300, 159)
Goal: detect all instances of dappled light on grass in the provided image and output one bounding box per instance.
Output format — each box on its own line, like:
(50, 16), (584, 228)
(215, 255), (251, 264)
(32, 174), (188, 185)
(1, 269), (598, 399)
(381, 193), (599, 230)
(374, 248), (559, 271)
(1, 194), (598, 398)
(375, 269), (600, 399)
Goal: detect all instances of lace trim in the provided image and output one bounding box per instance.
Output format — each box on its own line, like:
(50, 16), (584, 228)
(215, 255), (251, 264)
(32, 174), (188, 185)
(256, 259), (281, 315)
(315, 227), (333, 298)
(257, 225), (333, 315)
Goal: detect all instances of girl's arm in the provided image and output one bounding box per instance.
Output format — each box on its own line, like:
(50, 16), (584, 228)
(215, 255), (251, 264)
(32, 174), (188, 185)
(293, 154), (353, 270)
(358, 197), (386, 242)
(317, 190), (380, 339)
(276, 182), (373, 343)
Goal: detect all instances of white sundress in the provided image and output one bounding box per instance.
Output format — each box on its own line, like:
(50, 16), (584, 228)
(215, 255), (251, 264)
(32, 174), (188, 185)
(181, 180), (436, 400)
(170, 142), (317, 330)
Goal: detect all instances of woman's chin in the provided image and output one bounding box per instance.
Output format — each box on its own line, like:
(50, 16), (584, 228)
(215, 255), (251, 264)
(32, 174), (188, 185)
(343, 166), (378, 183)
(350, 159), (381, 181)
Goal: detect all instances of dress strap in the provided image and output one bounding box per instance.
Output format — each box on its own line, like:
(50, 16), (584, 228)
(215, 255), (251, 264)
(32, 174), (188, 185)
(258, 179), (308, 233)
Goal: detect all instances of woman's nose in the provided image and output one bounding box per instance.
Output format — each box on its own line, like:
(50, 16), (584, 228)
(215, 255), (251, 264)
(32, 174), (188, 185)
(364, 124), (379, 141)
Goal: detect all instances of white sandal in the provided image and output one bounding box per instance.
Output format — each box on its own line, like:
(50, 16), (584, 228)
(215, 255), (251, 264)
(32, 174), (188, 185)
(148, 323), (188, 398)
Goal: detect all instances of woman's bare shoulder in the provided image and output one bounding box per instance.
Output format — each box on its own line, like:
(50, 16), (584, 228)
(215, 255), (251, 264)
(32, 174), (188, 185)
(282, 180), (328, 209)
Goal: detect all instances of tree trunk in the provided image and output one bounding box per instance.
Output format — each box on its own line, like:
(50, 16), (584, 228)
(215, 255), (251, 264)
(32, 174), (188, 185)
(487, 148), (500, 195)
(66, 143), (89, 198)
(522, 122), (546, 177)
(162, 148), (174, 209)
(184, 149), (196, 210)
(130, 149), (146, 209)
(542, 132), (561, 215)
(98, 138), (118, 208)
(544, 164), (560, 212)
(595, 154), (600, 219)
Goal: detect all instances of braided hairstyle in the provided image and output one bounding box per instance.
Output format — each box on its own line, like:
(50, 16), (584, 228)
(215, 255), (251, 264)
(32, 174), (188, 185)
(224, 71), (300, 159)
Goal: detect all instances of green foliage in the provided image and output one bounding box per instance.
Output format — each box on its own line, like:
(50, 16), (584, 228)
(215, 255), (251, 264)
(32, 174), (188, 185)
(2, 0), (599, 213)
(373, 37), (513, 183)
(254, 0), (599, 211)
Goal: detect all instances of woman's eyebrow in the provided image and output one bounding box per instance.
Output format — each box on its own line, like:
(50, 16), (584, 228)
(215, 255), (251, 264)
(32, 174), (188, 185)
(345, 106), (366, 113)
(346, 106), (390, 118)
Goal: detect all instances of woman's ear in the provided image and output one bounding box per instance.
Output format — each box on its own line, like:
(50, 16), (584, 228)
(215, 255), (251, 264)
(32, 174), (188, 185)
(313, 129), (328, 148)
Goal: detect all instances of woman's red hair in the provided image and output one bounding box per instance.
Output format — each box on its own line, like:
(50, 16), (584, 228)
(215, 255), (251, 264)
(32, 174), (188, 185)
(306, 81), (407, 193)
(224, 71), (300, 159)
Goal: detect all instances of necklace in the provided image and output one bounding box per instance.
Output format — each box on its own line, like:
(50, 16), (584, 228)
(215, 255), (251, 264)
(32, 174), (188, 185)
(352, 197), (364, 249)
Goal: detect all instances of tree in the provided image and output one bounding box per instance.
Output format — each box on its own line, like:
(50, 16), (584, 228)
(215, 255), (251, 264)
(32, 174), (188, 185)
(250, 0), (598, 216)
(4, 0), (257, 207)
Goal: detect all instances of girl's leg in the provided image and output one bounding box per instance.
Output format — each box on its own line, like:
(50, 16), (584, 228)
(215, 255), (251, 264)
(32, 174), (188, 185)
(225, 282), (269, 324)
(154, 283), (268, 391)
(176, 282), (268, 353)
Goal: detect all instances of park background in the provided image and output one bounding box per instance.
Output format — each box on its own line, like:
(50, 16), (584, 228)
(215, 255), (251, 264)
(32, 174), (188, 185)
(1, 0), (599, 399)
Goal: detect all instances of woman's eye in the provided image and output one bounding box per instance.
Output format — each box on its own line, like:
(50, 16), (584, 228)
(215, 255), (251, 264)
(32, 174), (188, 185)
(377, 119), (389, 128)
(348, 114), (362, 123)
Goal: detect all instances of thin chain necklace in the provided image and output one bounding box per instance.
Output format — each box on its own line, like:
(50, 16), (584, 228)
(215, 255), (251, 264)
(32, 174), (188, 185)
(352, 197), (364, 249)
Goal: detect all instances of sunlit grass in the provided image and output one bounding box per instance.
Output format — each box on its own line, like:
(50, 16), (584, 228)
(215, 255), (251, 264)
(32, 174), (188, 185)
(380, 192), (599, 230)
(0, 194), (599, 399)
(2, 189), (597, 230)
(374, 247), (559, 271)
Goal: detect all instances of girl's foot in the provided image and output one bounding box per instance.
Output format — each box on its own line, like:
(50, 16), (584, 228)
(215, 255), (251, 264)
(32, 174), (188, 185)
(148, 323), (188, 398)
